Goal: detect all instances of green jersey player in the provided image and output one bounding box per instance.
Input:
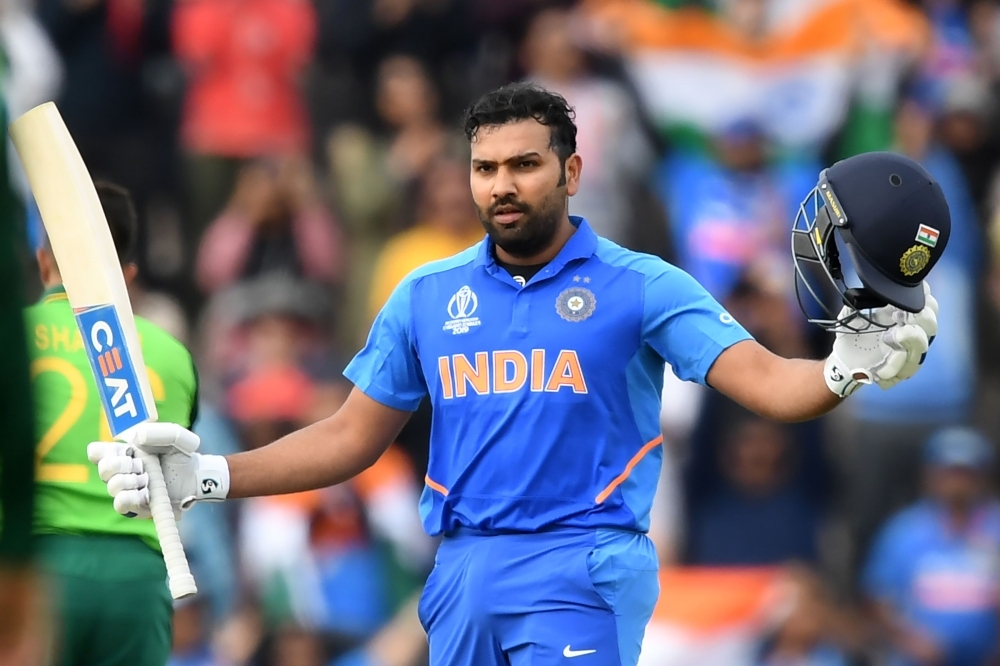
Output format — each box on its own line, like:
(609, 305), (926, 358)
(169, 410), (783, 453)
(0, 71), (40, 661)
(24, 182), (198, 666)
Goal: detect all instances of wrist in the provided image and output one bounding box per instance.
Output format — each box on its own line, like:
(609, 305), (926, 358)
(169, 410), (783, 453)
(182, 454), (230, 509)
(824, 353), (869, 398)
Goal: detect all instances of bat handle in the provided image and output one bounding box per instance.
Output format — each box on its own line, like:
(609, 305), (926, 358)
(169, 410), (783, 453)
(137, 450), (197, 599)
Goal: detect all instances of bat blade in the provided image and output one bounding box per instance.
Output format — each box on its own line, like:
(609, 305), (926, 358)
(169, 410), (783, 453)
(9, 102), (196, 599)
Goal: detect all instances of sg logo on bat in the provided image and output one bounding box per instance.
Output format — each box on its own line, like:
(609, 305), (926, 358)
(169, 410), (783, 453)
(74, 304), (149, 437)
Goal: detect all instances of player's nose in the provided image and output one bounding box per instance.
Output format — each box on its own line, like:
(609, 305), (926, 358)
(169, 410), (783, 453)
(490, 166), (517, 200)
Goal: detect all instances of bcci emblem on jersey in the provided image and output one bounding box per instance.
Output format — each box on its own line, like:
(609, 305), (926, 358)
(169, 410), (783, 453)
(556, 287), (596, 323)
(444, 286), (482, 335)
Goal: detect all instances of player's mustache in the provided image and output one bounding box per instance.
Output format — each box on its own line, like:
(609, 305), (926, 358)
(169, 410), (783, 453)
(489, 197), (529, 216)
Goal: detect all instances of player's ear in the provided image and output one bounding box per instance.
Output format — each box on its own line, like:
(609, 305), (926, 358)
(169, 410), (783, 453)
(564, 153), (582, 197)
(36, 247), (58, 285)
(122, 262), (139, 285)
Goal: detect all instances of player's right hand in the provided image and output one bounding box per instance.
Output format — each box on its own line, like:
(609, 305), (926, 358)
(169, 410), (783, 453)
(87, 423), (230, 519)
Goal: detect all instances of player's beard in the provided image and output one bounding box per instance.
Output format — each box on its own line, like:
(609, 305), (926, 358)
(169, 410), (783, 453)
(476, 188), (565, 260)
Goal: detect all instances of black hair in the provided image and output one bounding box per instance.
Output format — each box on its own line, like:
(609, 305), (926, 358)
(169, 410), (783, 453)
(463, 82), (578, 166)
(95, 181), (137, 263)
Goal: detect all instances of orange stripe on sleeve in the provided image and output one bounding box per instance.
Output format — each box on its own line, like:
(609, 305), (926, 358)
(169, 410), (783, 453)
(595, 435), (663, 504)
(424, 475), (449, 497)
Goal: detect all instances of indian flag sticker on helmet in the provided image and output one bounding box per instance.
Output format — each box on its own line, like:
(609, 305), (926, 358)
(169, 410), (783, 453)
(916, 224), (940, 248)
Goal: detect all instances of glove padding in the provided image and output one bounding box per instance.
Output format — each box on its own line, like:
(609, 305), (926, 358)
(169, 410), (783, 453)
(878, 282), (938, 389)
(87, 422), (230, 519)
(825, 282), (936, 397)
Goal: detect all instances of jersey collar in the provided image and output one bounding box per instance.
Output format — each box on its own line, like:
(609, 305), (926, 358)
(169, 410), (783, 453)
(475, 216), (598, 284)
(40, 284), (68, 304)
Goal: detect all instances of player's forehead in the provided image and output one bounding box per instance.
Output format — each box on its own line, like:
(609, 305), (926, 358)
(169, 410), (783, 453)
(470, 119), (555, 163)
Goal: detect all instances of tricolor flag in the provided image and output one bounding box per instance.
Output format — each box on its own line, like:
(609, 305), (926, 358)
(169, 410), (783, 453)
(581, 0), (929, 151)
(916, 224), (939, 248)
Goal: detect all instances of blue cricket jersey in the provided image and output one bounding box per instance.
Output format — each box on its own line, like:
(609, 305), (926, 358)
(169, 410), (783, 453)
(344, 217), (752, 536)
(864, 500), (1000, 666)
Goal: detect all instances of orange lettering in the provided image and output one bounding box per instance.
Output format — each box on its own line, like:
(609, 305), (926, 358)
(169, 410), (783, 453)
(493, 351), (527, 393)
(530, 349), (545, 392)
(545, 350), (588, 394)
(438, 356), (454, 399)
(453, 352), (490, 397)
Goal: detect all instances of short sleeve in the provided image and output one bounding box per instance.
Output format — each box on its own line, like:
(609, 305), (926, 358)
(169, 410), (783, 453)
(344, 278), (427, 411)
(643, 265), (753, 385)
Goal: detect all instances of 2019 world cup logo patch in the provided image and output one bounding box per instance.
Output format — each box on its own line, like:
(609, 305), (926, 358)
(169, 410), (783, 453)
(900, 245), (931, 277)
(556, 287), (596, 323)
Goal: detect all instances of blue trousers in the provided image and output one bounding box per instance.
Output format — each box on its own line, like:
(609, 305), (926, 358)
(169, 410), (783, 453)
(418, 529), (660, 666)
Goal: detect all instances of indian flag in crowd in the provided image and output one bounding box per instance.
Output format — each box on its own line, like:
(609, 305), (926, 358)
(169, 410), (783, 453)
(638, 568), (792, 666)
(581, 0), (929, 153)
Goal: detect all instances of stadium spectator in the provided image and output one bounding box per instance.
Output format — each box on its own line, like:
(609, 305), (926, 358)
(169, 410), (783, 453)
(934, 74), (998, 210)
(684, 403), (828, 567)
(366, 153), (482, 321)
(520, 6), (654, 247)
(863, 427), (1000, 666)
(173, 0), (317, 237)
(196, 156), (343, 295)
(654, 118), (817, 304)
(755, 567), (854, 666)
(326, 53), (460, 348)
(327, 54), (449, 240)
(36, 0), (178, 295)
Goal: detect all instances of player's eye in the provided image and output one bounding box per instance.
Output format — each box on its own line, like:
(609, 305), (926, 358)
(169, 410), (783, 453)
(518, 161), (538, 169)
(475, 164), (495, 173)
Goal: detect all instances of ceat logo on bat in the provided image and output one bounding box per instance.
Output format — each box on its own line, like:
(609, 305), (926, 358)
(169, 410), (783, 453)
(74, 304), (149, 437)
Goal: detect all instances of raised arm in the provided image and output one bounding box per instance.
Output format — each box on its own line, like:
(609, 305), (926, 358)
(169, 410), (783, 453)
(707, 340), (839, 423)
(643, 262), (936, 426)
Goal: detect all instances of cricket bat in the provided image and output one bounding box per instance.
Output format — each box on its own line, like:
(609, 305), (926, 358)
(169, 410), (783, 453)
(9, 102), (196, 599)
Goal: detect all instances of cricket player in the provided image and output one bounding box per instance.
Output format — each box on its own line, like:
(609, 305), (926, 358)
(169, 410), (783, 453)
(26, 182), (198, 666)
(0, 93), (39, 660)
(91, 84), (945, 666)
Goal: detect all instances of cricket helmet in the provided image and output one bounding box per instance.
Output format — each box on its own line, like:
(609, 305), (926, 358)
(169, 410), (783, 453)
(791, 151), (951, 330)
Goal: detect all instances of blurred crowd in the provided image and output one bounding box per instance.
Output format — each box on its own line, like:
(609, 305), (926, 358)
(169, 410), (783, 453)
(5, 0), (1000, 664)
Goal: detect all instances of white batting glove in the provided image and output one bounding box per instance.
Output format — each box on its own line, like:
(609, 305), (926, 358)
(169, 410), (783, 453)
(87, 423), (230, 519)
(824, 300), (930, 398)
(878, 282), (938, 389)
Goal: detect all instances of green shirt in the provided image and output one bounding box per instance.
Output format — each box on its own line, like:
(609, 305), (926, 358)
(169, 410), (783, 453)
(0, 132), (34, 565)
(24, 285), (198, 551)
(0, 68), (36, 566)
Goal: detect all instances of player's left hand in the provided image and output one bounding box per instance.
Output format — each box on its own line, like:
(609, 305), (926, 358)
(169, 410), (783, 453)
(87, 423), (230, 520)
(824, 283), (936, 397)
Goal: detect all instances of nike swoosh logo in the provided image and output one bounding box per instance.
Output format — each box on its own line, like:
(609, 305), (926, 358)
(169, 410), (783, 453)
(563, 646), (597, 658)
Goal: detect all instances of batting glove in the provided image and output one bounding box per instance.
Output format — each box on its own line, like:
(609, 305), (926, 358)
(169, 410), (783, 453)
(87, 423), (230, 519)
(824, 297), (932, 398)
(877, 282), (938, 389)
